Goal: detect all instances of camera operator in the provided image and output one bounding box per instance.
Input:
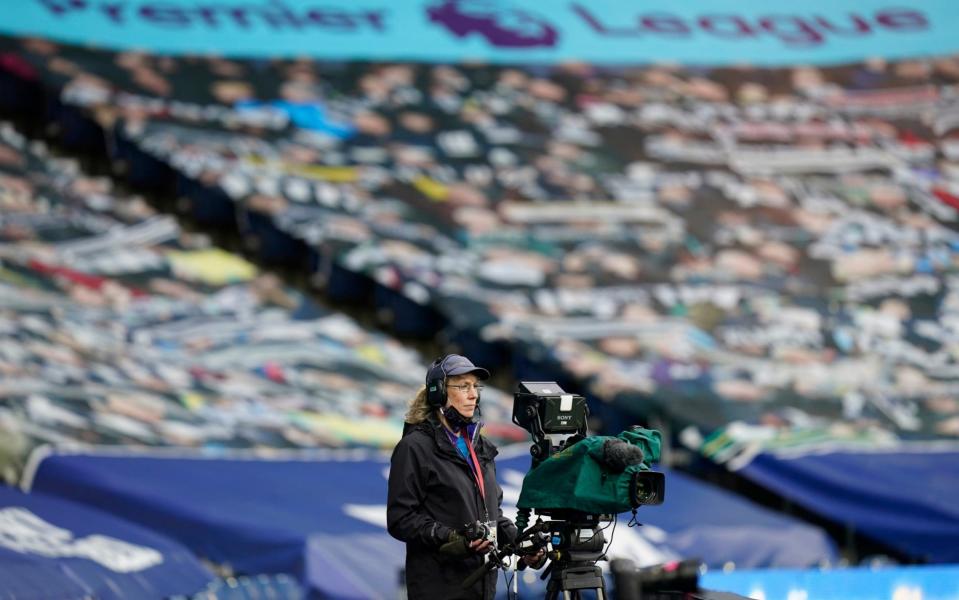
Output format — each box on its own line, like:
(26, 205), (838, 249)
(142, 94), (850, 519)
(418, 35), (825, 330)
(387, 354), (541, 599)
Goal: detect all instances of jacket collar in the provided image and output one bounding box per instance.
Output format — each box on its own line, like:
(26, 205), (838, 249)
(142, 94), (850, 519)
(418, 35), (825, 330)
(420, 414), (498, 462)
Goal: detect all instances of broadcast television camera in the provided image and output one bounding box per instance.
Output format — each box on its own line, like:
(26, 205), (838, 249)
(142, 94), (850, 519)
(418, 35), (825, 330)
(512, 382), (665, 514)
(463, 382), (666, 599)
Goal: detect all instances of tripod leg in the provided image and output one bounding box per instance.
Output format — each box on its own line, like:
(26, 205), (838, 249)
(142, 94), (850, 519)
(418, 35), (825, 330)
(544, 581), (558, 600)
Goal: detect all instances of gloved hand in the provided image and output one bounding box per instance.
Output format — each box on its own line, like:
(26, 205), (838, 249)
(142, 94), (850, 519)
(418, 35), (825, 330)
(520, 548), (547, 569)
(439, 530), (470, 556)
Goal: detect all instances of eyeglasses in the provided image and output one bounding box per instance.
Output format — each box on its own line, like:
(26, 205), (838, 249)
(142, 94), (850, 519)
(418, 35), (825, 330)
(448, 383), (485, 392)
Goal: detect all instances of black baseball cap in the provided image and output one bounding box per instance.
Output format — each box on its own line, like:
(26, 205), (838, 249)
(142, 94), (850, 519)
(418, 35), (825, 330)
(426, 354), (490, 384)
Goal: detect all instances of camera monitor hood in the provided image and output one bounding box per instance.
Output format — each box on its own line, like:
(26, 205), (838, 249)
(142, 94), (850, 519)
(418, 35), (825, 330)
(512, 381), (589, 462)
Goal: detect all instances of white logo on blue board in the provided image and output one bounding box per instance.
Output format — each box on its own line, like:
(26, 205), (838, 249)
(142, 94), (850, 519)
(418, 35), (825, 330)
(0, 508), (163, 573)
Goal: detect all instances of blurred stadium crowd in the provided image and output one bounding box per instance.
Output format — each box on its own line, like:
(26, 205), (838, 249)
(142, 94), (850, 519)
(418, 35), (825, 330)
(3, 37), (959, 482)
(0, 114), (525, 480)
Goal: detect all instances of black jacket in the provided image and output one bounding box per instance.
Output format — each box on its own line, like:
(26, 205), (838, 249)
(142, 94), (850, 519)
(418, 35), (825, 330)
(387, 416), (517, 600)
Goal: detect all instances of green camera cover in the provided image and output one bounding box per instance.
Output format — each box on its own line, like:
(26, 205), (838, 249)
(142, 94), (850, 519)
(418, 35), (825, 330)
(516, 428), (662, 514)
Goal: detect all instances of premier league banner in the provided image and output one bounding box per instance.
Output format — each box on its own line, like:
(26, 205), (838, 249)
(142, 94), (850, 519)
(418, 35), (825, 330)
(2, 0), (958, 65)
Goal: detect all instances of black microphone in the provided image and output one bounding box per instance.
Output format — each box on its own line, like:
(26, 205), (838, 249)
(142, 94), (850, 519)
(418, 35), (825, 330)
(599, 438), (645, 473)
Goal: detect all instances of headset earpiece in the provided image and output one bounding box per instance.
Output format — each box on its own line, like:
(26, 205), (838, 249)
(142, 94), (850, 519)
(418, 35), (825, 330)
(426, 355), (450, 408)
(427, 379), (446, 408)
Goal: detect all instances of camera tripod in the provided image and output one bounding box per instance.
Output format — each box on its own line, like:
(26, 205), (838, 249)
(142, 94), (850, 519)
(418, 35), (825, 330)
(544, 559), (607, 600)
(461, 513), (610, 599)
(541, 517), (608, 600)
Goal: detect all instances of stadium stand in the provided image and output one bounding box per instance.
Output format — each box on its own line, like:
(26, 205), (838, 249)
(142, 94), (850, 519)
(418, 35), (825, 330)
(3, 2), (959, 598)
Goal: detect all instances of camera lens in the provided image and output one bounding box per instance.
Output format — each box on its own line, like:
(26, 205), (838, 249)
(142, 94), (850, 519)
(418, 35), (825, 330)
(631, 471), (665, 506)
(635, 480), (656, 504)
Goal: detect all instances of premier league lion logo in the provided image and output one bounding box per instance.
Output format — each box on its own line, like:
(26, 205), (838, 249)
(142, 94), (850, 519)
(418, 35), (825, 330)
(427, 0), (559, 48)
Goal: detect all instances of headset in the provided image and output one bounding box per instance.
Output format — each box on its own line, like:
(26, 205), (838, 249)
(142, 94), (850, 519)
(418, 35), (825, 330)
(426, 355), (452, 408)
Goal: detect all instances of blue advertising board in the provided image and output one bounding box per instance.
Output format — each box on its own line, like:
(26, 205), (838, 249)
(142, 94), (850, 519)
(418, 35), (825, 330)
(0, 485), (212, 599)
(25, 446), (836, 599)
(702, 564), (959, 600)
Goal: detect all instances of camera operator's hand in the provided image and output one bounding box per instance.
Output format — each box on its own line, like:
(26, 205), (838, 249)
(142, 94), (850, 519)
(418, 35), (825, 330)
(519, 548), (546, 569)
(440, 530), (492, 556)
(440, 530), (470, 557)
(467, 538), (493, 555)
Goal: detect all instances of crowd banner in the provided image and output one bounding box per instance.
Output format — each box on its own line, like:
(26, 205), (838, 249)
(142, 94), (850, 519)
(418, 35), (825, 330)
(0, 0), (957, 65)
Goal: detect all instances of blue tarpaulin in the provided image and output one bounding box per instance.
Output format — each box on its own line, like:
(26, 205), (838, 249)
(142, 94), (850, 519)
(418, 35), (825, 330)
(735, 445), (959, 563)
(26, 447), (837, 599)
(0, 484), (213, 600)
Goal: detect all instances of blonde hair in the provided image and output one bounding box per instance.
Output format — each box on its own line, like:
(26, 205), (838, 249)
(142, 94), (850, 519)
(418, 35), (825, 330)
(405, 385), (432, 424)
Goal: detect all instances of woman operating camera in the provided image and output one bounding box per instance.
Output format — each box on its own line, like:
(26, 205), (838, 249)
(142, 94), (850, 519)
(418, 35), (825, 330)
(387, 354), (536, 599)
